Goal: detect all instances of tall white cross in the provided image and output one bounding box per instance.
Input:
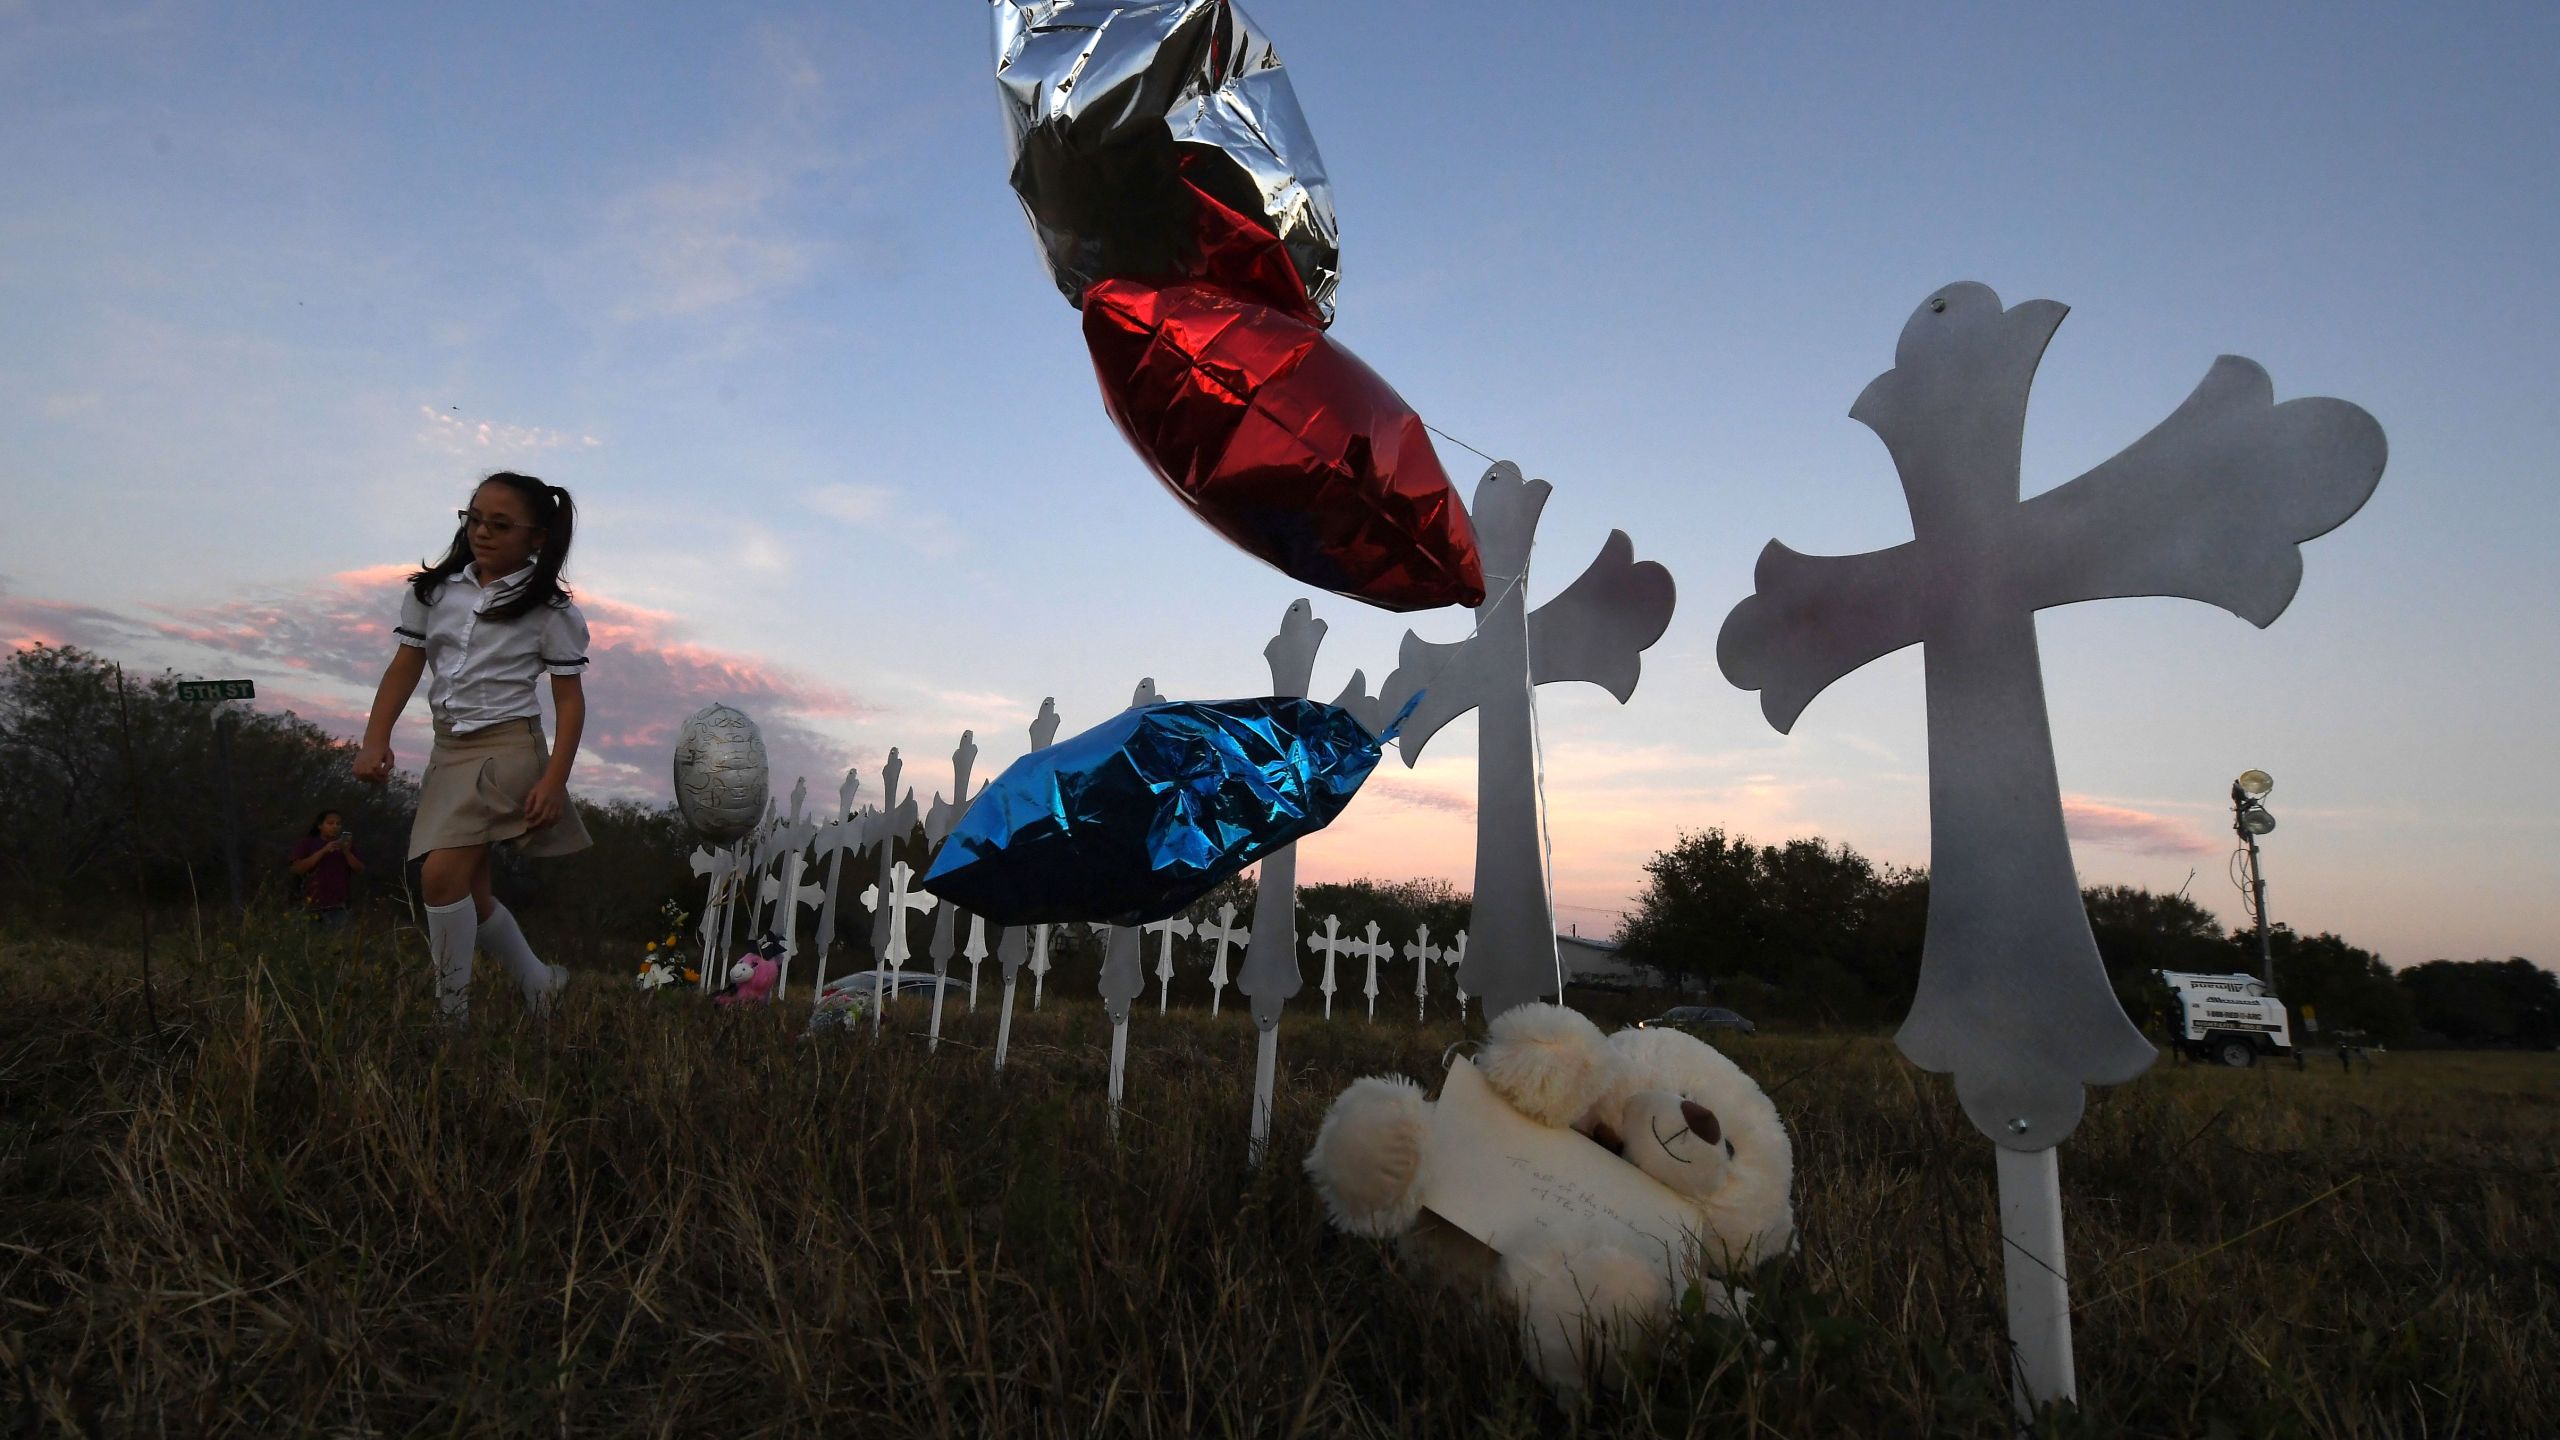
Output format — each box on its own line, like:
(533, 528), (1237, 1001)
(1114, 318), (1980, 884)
(1143, 914), (1194, 1014)
(922, 731), (978, 1053)
(761, 846), (825, 1001)
(808, 767), (862, 1002)
(1379, 464), (1676, 1022)
(1095, 919), (1148, 1133)
(1194, 902), (1248, 1017)
(1403, 924), (1443, 1024)
(687, 845), (738, 993)
(1238, 600), (1350, 1159)
(962, 915), (989, 1011)
(1028, 923), (1053, 1009)
(1444, 930), (1469, 1019)
(864, 749), (921, 965)
(1346, 920), (1391, 1021)
(1303, 914), (1345, 1021)
(754, 776), (816, 939)
(1716, 282), (2385, 1414)
(860, 859), (936, 1035)
(993, 698), (1061, 1075)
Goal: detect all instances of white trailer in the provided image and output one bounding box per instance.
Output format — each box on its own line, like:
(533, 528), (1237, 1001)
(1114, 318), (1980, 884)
(2156, 970), (2294, 1067)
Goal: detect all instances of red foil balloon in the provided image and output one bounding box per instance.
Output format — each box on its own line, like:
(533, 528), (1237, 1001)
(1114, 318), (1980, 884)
(1083, 278), (1486, 613)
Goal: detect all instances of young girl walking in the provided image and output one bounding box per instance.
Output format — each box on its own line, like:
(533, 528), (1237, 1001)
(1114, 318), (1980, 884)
(354, 471), (593, 1022)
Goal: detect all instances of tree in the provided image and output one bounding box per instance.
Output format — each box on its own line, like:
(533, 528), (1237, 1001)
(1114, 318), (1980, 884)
(0, 645), (419, 920)
(1294, 876), (1470, 953)
(1615, 827), (1922, 1021)
(2081, 884), (2232, 1021)
(2252, 929), (2416, 1045)
(2398, 957), (2560, 1047)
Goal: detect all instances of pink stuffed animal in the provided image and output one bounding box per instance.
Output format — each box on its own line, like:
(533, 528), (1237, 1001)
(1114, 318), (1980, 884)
(712, 937), (784, 1007)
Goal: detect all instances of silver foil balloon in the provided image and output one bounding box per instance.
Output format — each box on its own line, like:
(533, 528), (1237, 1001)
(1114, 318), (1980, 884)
(991, 0), (1341, 322)
(670, 704), (771, 842)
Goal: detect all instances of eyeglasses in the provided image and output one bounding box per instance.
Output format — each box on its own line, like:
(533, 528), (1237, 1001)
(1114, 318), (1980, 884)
(457, 509), (531, 538)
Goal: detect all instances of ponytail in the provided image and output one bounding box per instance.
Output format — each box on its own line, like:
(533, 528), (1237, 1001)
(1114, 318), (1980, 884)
(408, 472), (577, 622)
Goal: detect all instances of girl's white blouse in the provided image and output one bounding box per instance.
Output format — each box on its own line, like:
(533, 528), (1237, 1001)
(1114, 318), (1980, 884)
(393, 564), (589, 733)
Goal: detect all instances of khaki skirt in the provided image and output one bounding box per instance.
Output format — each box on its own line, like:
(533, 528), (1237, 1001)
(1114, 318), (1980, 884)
(408, 717), (595, 860)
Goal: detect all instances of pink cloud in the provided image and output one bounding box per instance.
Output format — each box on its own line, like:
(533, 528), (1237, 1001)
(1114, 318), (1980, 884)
(1364, 775), (1476, 818)
(2062, 797), (2218, 856)
(2, 568), (867, 806)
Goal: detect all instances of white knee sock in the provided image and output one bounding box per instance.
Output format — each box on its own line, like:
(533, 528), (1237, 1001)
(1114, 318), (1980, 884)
(426, 897), (476, 1024)
(478, 902), (566, 1015)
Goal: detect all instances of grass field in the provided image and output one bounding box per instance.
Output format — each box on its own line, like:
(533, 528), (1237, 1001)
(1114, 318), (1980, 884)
(3, 920), (2554, 1437)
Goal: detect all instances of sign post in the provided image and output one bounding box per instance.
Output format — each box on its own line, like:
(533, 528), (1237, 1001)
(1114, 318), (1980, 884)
(178, 679), (255, 914)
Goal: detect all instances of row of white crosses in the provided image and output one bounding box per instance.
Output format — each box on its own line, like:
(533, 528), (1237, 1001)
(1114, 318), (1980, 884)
(669, 284), (2380, 1421)
(1299, 916), (1469, 1023)
(681, 466), (1677, 1165)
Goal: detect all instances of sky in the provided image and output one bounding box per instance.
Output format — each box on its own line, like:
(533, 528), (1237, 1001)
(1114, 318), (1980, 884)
(4, 1), (2554, 969)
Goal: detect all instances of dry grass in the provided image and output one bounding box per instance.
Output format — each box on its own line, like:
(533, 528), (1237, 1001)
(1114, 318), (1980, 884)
(3, 919), (2554, 1437)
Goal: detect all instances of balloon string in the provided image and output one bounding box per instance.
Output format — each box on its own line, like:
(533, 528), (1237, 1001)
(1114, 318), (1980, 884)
(1424, 420), (1498, 466)
(1528, 634), (1562, 996)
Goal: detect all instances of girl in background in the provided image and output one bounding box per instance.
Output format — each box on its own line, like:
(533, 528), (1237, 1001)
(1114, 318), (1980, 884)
(354, 471), (592, 1023)
(287, 808), (364, 929)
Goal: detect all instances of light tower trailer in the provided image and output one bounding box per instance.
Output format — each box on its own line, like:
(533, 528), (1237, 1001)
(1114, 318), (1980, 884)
(2156, 970), (2295, 1067)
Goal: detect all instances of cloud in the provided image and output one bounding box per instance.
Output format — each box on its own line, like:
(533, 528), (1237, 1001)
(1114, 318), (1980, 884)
(804, 483), (890, 524)
(595, 162), (823, 321)
(2062, 797), (2219, 856)
(415, 405), (602, 457)
(0, 579), (150, 652)
(1364, 775), (1475, 817)
(2, 568), (868, 807)
(801, 483), (965, 559)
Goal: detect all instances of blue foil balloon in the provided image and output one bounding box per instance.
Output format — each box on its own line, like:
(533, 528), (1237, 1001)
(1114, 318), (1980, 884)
(923, 695), (1409, 926)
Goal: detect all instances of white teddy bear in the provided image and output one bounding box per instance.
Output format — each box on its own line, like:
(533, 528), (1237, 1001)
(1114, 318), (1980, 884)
(1305, 1003), (1794, 1390)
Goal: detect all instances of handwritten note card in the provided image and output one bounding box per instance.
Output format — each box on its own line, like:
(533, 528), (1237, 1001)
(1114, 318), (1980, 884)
(1417, 1057), (1704, 1289)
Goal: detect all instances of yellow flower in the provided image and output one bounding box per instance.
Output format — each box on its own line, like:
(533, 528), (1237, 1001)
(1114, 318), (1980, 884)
(682, 968), (700, 983)
(665, 934), (679, 947)
(646, 941), (657, 953)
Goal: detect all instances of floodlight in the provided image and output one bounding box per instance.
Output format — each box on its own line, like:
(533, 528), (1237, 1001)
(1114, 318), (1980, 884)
(2240, 807), (2276, 835)
(2234, 769), (2273, 798)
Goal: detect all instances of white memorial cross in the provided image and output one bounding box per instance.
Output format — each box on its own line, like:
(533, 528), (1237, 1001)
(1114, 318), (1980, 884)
(752, 777), (818, 941)
(1380, 464), (1677, 1022)
(1403, 924), (1443, 1024)
(1093, 677), (1162, 1133)
(687, 844), (738, 993)
(1303, 914), (1345, 1021)
(962, 915), (989, 1012)
(1444, 930), (1469, 1018)
(1143, 914), (1194, 1014)
(807, 767), (862, 1003)
(1347, 920), (1391, 1021)
(1094, 920), (1148, 1134)
(995, 697), (1065, 1074)
(760, 778), (825, 1001)
(1027, 923), (1053, 1009)
(730, 795), (774, 958)
(1194, 902), (1247, 1017)
(1716, 282), (2386, 1414)
(863, 749), (921, 967)
(921, 731), (979, 1054)
(859, 858), (936, 1036)
(1237, 600), (1370, 1160)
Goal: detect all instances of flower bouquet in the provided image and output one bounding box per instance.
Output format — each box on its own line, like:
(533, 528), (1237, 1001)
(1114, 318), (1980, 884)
(635, 900), (699, 993)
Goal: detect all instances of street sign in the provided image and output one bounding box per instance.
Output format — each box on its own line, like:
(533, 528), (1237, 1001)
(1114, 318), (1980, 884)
(177, 679), (255, 702)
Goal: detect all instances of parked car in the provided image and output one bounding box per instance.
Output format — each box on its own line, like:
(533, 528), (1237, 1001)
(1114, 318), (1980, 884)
(1634, 1005), (1757, 1036)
